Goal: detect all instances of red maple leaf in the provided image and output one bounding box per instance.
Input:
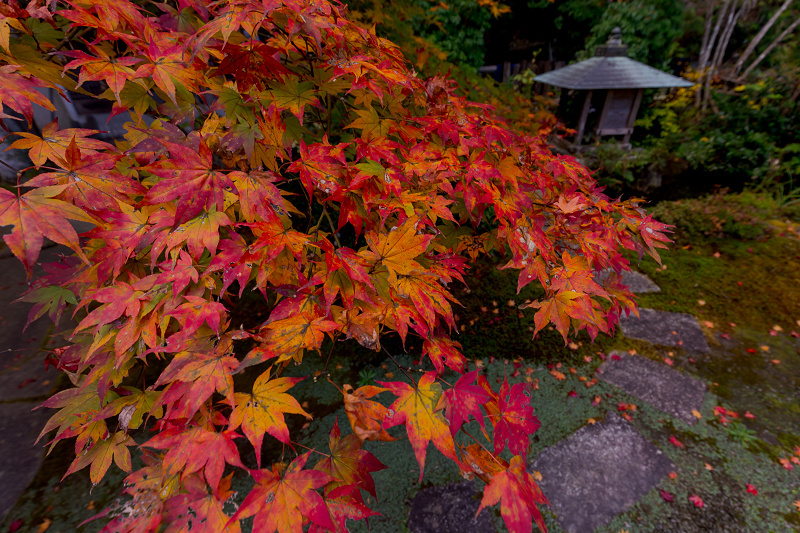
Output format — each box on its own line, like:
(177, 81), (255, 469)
(492, 378), (540, 458)
(142, 140), (233, 226)
(477, 455), (549, 533)
(438, 369), (489, 435)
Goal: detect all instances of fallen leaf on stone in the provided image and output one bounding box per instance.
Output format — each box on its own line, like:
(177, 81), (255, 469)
(621, 412), (633, 422)
(664, 357), (673, 366)
(720, 333), (731, 339)
(692, 410), (702, 419)
(746, 484), (758, 495)
(659, 489), (674, 502)
(37, 519), (51, 533)
(611, 354), (621, 361)
(677, 340), (683, 346)
(668, 472), (678, 480)
(628, 349), (637, 355)
(532, 470), (543, 481)
(760, 345), (770, 352)
(697, 300), (706, 306)
(704, 463), (713, 471)
(587, 418), (596, 424)
(689, 494), (704, 508)
(669, 436), (685, 448)
(703, 321), (714, 328)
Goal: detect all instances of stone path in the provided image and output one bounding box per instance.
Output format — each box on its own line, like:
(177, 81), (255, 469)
(620, 308), (710, 353)
(598, 351), (707, 425)
(530, 413), (675, 533)
(407, 269), (716, 532)
(407, 481), (493, 533)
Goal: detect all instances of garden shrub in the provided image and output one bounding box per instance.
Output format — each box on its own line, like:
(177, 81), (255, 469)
(0, 0), (669, 531)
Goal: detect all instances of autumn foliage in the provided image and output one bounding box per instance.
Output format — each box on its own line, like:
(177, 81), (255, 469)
(0, 0), (669, 531)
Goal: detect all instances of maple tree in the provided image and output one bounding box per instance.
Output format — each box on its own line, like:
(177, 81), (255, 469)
(0, 0), (670, 531)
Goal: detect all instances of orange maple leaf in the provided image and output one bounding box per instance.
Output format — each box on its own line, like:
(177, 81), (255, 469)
(342, 383), (394, 442)
(8, 120), (113, 166)
(362, 216), (433, 283)
(233, 453), (334, 533)
(229, 368), (311, 466)
(380, 372), (457, 482)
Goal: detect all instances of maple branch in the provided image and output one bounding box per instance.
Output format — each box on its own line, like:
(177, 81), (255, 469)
(56, 27), (92, 51)
(382, 346), (416, 386)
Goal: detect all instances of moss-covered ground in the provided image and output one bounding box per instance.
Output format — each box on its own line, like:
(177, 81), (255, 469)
(3, 192), (800, 532)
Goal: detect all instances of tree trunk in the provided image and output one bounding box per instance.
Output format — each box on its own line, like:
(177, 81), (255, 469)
(710, 0), (743, 71)
(741, 14), (800, 78)
(696, 0), (717, 107)
(733, 0), (794, 77)
(698, 0), (734, 108)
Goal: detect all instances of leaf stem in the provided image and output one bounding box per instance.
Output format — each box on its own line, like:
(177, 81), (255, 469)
(460, 427), (506, 468)
(323, 209), (342, 247)
(291, 441), (330, 458)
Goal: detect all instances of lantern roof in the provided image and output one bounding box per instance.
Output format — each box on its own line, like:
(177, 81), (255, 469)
(534, 28), (693, 90)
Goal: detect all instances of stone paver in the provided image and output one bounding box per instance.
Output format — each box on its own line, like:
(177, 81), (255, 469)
(598, 352), (707, 424)
(0, 403), (51, 518)
(530, 413), (674, 533)
(596, 269), (661, 293)
(620, 308), (710, 353)
(407, 481), (493, 533)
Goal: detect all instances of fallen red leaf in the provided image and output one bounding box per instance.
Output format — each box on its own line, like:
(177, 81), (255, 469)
(746, 484), (758, 495)
(659, 489), (674, 502)
(689, 494), (704, 508)
(669, 435), (685, 448)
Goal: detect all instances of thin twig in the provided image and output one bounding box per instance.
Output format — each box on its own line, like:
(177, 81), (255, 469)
(382, 346), (416, 386)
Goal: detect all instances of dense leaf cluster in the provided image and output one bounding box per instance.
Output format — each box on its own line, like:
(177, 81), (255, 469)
(0, 0), (669, 531)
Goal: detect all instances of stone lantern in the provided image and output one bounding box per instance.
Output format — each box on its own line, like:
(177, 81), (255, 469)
(534, 28), (693, 146)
